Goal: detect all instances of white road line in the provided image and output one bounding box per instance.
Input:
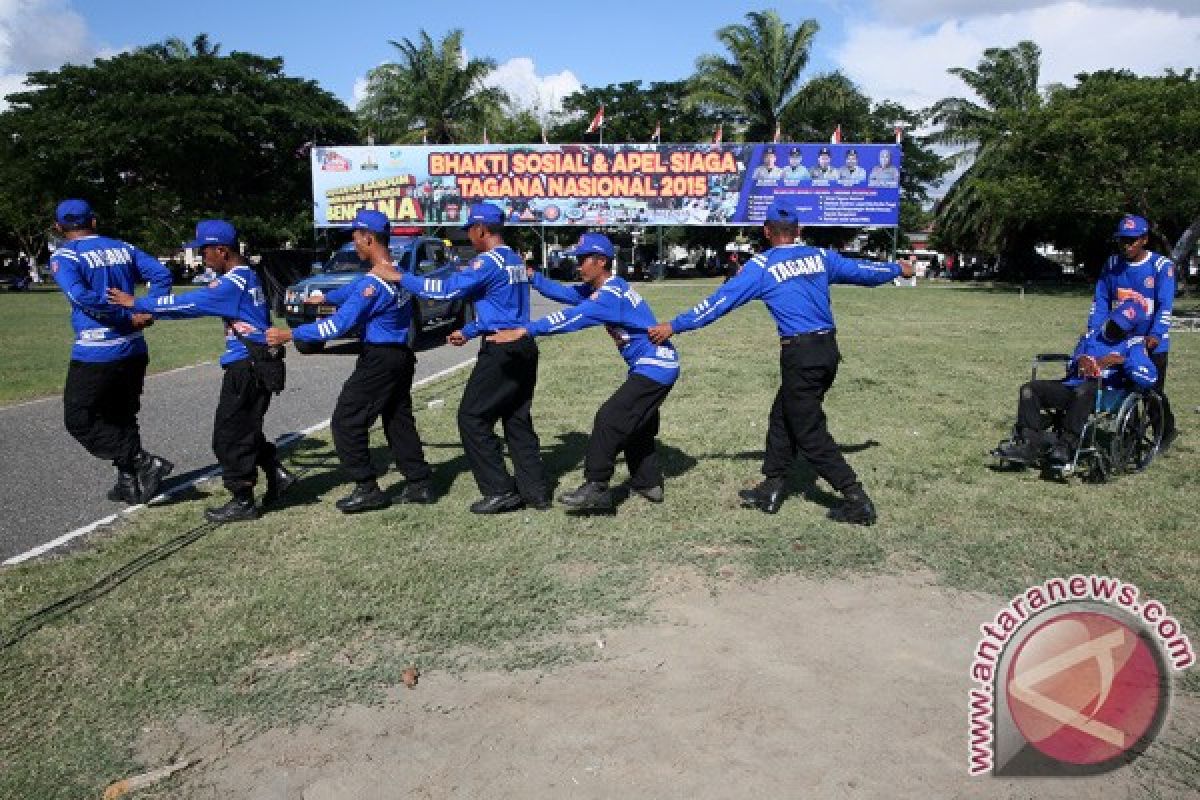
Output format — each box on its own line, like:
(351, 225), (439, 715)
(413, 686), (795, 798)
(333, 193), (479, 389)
(2, 357), (476, 567)
(0, 361), (216, 413)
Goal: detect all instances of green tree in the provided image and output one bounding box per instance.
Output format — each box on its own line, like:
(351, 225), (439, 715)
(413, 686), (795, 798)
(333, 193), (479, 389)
(929, 41), (1045, 256)
(0, 37), (357, 253)
(550, 80), (722, 143)
(929, 63), (1200, 276)
(688, 10), (820, 141)
(357, 29), (508, 144)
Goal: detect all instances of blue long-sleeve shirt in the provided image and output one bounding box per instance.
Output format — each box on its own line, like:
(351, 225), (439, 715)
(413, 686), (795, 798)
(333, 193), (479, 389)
(670, 244), (902, 337)
(1087, 252), (1175, 353)
(50, 235), (173, 362)
(132, 265), (271, 366)
(528, 273), (679, 385)
(1063, 331), (1157, 390)
(292, 274), (413, 345)
(399, 245), (529, 339)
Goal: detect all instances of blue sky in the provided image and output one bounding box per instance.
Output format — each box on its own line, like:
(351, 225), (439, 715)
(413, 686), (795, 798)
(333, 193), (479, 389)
(3, 1), (1198, 113)
(81, 0), (851, 105)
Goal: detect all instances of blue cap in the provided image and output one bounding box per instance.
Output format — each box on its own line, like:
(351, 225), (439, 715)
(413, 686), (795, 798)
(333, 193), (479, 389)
(567, 232), (614, 259)
(1115, 215), (1149, 238)
(55, 199), (94, 225)
(764, 199), (799, 223)
(1109, 299), (1148, 333)
(462, 202), (504, 229)
(350, 208), (390, 233)
(184, 219), (238, 249)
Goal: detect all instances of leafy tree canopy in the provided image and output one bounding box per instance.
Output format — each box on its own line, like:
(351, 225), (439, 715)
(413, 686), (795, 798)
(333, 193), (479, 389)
(0, 35), (358, 255)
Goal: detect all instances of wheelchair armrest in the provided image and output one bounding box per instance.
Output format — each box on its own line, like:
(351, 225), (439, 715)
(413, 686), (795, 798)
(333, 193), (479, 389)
(1032, 353), (1073, 381)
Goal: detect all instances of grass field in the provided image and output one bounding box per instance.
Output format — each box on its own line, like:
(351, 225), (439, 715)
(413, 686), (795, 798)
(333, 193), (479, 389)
(0, 288), (220, 405)
(0, 281), (1197, 798)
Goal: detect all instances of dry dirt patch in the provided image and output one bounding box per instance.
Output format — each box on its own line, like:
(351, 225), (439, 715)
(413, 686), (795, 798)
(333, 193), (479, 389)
(144, 572), (1194, 799)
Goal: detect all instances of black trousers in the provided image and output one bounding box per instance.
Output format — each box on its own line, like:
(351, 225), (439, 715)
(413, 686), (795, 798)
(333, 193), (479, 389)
(761, 333), (858, 493)
(213, 361), (276, 491)
(63, 354), (148, 470)
(331, 344), (431, 484)
(457, 336), (547, 498)
(1150, 351), (1176, 436)
(584, 373), (674, 487)
(1017, 379), (1098, 446)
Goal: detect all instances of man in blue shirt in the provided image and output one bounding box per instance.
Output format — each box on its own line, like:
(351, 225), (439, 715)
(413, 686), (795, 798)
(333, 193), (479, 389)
(109, 220), (293, 523)
(649, 200), (913, 525)
(370, 202), (549, 514)
(50, 198), (175, 504)
(1087, 214), (1177, 451)
(488, 233), (679, 512)
(997, 300), (1158, 465)
(266, 209), (434, 513)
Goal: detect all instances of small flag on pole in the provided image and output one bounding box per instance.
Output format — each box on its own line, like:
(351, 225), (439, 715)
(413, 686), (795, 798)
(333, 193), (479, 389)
(586, 105), (605, 134)
(830, 124), (842, 144)
(894, 125), (904, 144)
(713, 122), (723, 144)
(772, 121), (781, 144)
(482, 126), (489, 145)
(651, 121), (661, 143)
(541, 123), (549, 145)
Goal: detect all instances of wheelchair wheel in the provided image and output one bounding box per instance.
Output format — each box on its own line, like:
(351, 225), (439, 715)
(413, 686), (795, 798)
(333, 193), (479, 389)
(1109, 391), (1163, 473)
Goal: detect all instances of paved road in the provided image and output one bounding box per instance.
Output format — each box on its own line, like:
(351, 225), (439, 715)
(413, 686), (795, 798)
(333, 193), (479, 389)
(0, 296), (558, 563)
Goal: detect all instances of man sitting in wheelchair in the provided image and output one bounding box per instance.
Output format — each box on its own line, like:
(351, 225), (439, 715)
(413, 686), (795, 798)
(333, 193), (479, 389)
(996, 299), (1157, 467)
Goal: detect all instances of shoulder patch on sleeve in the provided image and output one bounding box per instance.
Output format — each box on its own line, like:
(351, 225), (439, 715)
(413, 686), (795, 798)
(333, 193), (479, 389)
(470, 256), (485, 271)
(362, 284), (376, 297)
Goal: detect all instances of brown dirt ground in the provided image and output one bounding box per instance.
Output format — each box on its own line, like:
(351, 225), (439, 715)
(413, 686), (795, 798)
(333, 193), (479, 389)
(140, 571), (1198, 799)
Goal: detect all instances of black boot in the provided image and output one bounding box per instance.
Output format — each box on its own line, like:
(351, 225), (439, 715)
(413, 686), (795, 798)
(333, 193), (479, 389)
(205, 489), (259, 523)
(134, 452), (174, 503)
(629, 484), (665, 503)
(396, 479), (435, 505)
(107, 469), (140, 504)
(827, 484), (877, 526)
(336, 480), (391, 514)
(262, 463), (297, 506)
(469, 491), (525, 514)
(738, 477), (785, 514)
(558, 481), (614, 511)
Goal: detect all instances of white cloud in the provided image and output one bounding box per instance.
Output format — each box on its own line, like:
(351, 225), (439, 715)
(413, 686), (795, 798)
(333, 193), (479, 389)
(837, 1), (1200, 109)
(351, 75), (369, 109)
(867, 0), (1200, 24)
(484, 57), (581, 114)
(0, 0), (100, 108)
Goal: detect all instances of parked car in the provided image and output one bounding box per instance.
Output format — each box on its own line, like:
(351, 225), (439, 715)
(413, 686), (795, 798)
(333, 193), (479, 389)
(283, 236), (472, 354)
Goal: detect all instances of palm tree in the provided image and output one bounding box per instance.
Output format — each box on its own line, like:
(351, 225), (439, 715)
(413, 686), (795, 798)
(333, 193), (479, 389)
(688, 10), (820, 141)
(930, 41), (1044, 252)
(140, 34), (222, 60)
(357, 29), (509, 144)
(930, 40), (1043, 165)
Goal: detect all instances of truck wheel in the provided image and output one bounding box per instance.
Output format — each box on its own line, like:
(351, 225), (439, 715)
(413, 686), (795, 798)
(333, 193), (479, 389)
(294, 340), (325, 355)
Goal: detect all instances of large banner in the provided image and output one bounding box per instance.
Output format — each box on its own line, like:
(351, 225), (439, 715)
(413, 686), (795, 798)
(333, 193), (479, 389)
(311, 143), (901, 228)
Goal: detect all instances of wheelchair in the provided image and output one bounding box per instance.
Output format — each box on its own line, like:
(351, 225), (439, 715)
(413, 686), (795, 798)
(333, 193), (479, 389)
(991, 353), (1164, 482)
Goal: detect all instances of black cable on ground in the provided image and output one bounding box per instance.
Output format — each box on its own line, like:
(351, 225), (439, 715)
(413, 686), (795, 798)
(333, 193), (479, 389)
(0, 452), (339, 652)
